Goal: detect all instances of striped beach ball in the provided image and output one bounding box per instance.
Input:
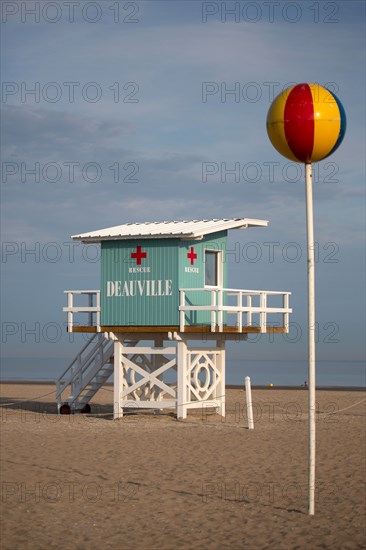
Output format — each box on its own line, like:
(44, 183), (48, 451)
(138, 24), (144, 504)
(266, 83), (346, 163)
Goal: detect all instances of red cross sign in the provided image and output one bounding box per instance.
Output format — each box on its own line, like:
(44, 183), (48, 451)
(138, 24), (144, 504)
(187, 247), (197, 265)
(131, 246), (147, 265)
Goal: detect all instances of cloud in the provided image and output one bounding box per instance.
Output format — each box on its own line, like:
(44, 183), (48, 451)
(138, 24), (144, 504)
(1, 105), (133, 157)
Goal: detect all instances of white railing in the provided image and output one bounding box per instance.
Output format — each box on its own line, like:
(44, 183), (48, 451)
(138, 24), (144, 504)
(179, 288), (291, 333)
(63, 290), (101, 332)
(63, 287), (291, 334)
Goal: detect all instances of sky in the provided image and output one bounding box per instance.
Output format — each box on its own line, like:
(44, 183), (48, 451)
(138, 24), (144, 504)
(1, 0), (365, 377)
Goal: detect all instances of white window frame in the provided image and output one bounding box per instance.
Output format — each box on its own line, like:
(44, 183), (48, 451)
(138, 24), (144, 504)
(204, 249), (223, 289)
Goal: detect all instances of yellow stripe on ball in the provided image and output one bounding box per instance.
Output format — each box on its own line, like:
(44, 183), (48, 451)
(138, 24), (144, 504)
(310, 85), (341, 162)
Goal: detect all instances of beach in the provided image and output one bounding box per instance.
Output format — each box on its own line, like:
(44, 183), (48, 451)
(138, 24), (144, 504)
(1, 383), (365, 549)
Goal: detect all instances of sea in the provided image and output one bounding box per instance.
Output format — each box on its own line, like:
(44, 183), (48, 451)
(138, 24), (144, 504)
(1, 357), (365, 388)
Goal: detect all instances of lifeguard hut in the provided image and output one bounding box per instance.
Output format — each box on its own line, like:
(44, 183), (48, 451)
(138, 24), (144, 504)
(57, 218), (292, 418)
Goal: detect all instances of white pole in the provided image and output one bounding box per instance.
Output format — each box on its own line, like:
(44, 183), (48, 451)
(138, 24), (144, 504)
(305, 162), (316, 515)
(245, 376), (254, 430)
(113, 337), (123, 419)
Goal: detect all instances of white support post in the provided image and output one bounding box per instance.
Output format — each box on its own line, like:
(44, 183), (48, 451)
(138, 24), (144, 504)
(113, 336), (123, 420)
(245, 376), (254, 430)
(96, 291), (101, 332)
(67, 292), (73, 332)
(305, 162), (316, 516)
(217, 289), (223, 331)
(179, 290), (185, 332)
(177, 339), (187, 419)
(260, 292), (267, 333)
(284, 293), (290, 333)
(217, 337), (226, 417)
(247, 294), (252, 326)
(210, 290), (216, 332)
(237, 291), (243, 332)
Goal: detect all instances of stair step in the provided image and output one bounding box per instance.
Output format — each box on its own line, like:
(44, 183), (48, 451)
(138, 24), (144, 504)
(94, 375), (111, 382)
(78, 397), (91, 405)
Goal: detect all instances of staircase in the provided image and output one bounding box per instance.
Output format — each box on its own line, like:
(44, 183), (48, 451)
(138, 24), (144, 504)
(56, 334), (122, 413)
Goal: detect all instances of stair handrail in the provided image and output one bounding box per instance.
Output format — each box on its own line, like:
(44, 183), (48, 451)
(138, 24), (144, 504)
(70, 339), (115, 395)
(56, 335), (108, 398)
(57, 333), (99, 382)
(56, 337), (115, 408)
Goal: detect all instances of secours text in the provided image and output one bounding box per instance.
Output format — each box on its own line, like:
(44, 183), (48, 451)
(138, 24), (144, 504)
(107, 279), (173, 297)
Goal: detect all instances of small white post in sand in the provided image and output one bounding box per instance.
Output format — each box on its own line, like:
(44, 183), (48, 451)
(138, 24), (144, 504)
(245, 376), (254, 430)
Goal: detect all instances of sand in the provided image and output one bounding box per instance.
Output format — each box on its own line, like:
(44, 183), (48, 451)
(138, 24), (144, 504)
(0, 383), (365, 550)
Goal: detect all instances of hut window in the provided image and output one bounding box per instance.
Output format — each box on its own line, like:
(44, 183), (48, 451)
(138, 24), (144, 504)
(205, 250), (218, 287)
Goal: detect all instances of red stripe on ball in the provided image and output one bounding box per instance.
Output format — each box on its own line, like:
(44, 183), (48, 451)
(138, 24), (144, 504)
(284, 84), (314, 163)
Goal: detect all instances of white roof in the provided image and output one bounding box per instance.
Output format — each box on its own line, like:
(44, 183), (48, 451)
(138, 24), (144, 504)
(71, 218), (268, 243)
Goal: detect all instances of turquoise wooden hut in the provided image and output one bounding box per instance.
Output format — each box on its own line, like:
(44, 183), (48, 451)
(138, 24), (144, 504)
(58, 218), (292, 418)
